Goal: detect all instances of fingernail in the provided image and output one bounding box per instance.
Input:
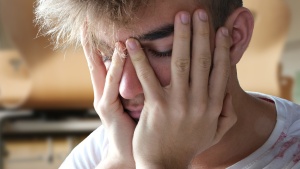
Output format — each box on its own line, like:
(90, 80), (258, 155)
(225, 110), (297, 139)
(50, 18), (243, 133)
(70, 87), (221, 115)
(126, 39), (139, 50)
(198, 11), (208, 22)
(180, 12), (190, 25)
(222, 28), (229, 36)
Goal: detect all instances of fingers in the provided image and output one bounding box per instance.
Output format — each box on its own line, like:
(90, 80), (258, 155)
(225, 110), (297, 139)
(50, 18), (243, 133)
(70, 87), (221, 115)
(208, 27), (232, 108)
(171, 12), (191, 94)
(126, 38), (163, 100)
(190, 10), (211, 101)
(98, 42), (130, 125)
(81, 25), (107, 101)
(101, 43), (126, 104)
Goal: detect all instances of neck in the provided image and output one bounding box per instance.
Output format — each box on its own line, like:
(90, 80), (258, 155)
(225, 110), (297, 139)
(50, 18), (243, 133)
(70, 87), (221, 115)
(190, 69), (277, 169)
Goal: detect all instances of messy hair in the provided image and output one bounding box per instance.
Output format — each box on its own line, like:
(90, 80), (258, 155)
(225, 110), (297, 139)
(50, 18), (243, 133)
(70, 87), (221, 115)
(35, 0), (242, 50)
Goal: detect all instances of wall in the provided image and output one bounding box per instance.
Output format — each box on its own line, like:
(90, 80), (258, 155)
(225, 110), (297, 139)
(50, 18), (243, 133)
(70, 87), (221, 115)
(281, 0), (300, 103)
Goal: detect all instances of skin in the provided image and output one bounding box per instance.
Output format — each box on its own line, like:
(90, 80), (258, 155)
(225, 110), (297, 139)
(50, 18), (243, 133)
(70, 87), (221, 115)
(81, 0), (277, 168)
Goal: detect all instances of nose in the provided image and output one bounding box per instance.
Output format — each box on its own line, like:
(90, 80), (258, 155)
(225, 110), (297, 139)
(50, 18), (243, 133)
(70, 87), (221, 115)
(119, 57), (143, 99)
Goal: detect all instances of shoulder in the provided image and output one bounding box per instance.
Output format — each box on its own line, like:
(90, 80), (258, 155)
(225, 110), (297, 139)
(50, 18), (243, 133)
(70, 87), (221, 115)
(248, 92), (300, 136)
(229, 92), (300, 169)
(59, 125), (109, 169)
(262, 94), (300, 138)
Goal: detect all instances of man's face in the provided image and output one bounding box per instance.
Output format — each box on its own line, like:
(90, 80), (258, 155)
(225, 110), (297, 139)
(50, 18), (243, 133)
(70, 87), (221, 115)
(96, 0), (215, 121)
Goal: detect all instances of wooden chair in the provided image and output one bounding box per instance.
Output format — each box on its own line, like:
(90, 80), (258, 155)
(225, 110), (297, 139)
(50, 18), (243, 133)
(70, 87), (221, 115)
(0, 0), (93, 109)
(0, 2), (100, 168)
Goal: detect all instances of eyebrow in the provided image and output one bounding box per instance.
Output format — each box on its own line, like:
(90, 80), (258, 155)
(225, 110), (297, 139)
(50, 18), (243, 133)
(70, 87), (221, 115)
(137, 24), (174, 41)
(98, 24), (174, 52)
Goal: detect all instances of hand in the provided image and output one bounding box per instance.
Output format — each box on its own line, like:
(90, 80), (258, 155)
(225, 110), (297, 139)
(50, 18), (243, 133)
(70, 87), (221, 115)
(81, 27), (135, 169)
(126, 9), (236, 168)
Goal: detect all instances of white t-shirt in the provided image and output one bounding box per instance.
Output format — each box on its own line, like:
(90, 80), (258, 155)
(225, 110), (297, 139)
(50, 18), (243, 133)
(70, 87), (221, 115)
(60, 92), (300, 169)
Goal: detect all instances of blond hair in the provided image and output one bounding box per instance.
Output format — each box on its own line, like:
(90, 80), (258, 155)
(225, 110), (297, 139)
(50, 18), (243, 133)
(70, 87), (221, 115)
(35, 0), (242, 50)
(35, 0), (148, 50)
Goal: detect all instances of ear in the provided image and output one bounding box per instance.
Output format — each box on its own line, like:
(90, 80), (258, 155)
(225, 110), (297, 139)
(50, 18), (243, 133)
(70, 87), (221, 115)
(224, 7), (254, 66)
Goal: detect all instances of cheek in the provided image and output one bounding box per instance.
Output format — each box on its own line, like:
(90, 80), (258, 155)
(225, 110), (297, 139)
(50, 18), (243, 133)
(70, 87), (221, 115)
(148, 57), (171, 87)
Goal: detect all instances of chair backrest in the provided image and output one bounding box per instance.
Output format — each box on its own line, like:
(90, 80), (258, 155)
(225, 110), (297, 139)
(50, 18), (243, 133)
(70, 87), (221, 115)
(0, 0), (93, 109)
(238, 0), (291, 96)
(0, 49), (32, 108)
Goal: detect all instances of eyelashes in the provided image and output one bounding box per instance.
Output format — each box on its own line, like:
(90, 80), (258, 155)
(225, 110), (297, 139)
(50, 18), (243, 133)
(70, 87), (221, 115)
(147, 49), (172, 57)
(100, 48), (172, 62)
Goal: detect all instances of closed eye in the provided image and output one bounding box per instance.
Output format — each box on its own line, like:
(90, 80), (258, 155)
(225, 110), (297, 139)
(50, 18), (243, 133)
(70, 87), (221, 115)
(100, 48), (172, 62)
(147, 49), (172, 57)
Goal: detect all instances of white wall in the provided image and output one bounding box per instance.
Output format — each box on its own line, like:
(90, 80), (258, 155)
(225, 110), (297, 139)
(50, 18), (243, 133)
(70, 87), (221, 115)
(281, 0), (300, 102)
(281, 0), (300, 77)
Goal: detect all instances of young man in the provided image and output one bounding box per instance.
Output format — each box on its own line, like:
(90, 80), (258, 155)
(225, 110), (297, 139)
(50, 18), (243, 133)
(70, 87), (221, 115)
(35, 0), (300, 168)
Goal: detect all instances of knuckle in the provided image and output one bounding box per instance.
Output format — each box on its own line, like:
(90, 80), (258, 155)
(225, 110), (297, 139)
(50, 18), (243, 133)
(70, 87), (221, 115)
(196, 30), (210, 39)
(137, 68), (151, 81)
(218, 38), (231, 49)
(222, 66), (230, 78)
(131, 53), (145, 63)
(175, 107), (188, 120)
(190, 108), (203, 119)
(111, 56), (122, 66)
(195, 105), (207, 115)
(190, 98), (208, 114)
(106, 73), (115, 85)
(221, 43), (231, 50)
(98, 100), (109, 115)
(209, 99), (223, 114)
(196, 55), (211, 70)
(215, 61), (230, 78)
(175, 58), (190, 73)
(199, 34), (210, 42)
(177, 32), (190, 41)
(216, 45), (230, 58)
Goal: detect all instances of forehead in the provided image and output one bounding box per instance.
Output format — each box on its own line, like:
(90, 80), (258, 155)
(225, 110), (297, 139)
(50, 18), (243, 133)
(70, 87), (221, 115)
(95, 0), (203, 46)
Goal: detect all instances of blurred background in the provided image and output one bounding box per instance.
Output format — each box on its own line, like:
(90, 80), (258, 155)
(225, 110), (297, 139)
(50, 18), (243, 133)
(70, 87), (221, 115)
(0, 0), (299, 168)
